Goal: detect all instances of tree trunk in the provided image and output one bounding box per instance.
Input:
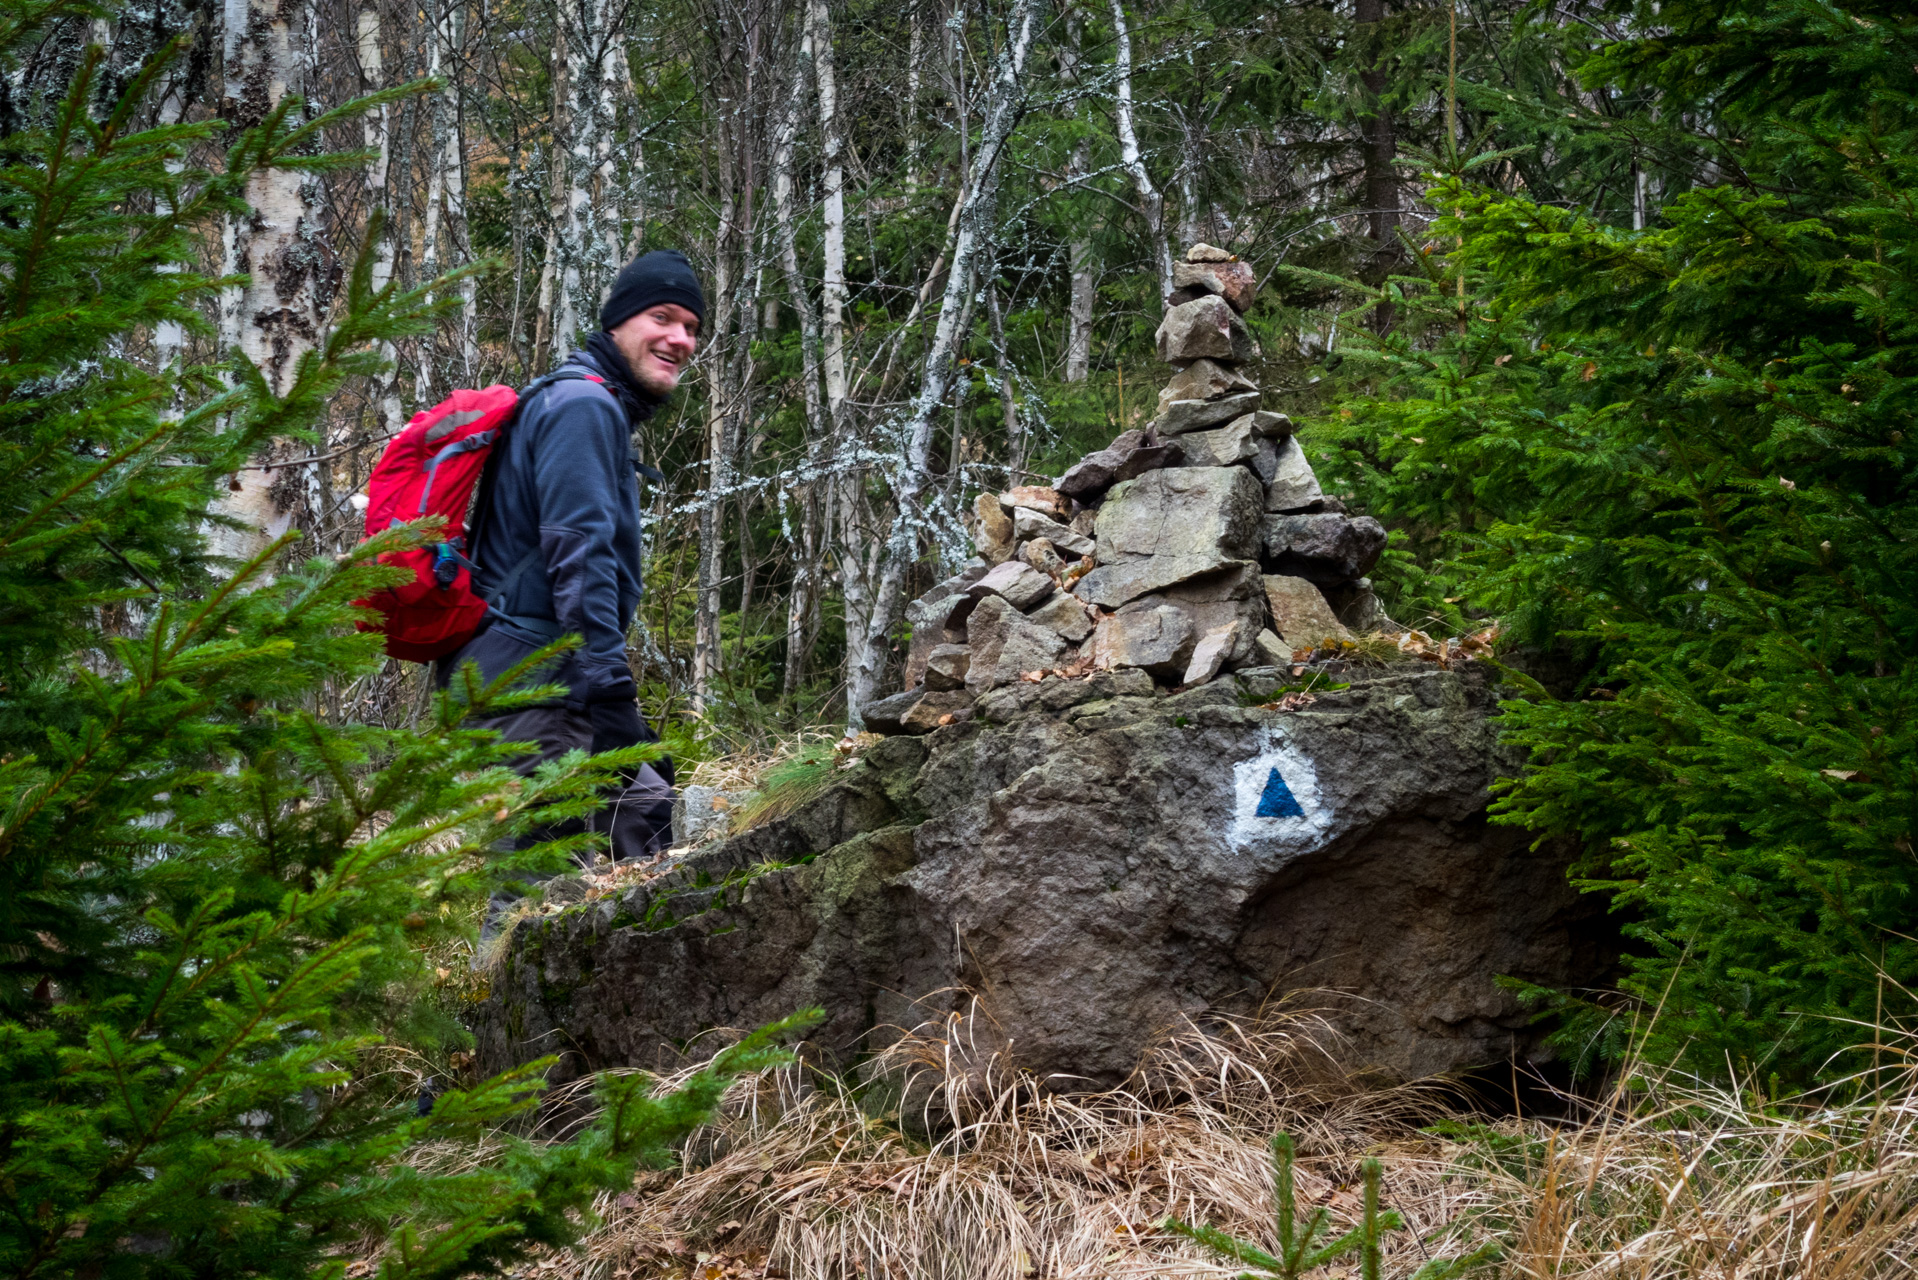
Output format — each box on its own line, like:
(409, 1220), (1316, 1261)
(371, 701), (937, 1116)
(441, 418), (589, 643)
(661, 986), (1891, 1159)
(208, 0), (327, 565)
(774, 17), (828, 700)
(1356, 0), (1397, 332)
(845, 0), (1041, 726)
(1109, 0), (1172, 304)
(1060, 6), (1092, 382)
(813, 0), (872, 723)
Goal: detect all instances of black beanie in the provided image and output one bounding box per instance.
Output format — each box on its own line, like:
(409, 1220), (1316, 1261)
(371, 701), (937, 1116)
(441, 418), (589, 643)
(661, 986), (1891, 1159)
(600, 249), (706, 332)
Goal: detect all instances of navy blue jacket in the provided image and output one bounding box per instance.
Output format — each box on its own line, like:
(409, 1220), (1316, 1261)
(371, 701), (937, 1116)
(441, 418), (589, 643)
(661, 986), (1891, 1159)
(464, 346), (655, 708)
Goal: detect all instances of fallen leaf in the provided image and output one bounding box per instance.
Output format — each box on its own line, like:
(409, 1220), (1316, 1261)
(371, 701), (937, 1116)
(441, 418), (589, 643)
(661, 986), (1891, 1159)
(1822, 769), (1860, 782)
(1495, 353), (1513, 366)
(1581, 361), (1598, 380)
(937, 713), (955, 726)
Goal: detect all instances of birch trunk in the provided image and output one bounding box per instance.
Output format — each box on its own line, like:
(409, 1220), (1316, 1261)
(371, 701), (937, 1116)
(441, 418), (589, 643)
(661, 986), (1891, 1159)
(692, 120), (739, 709)
(443, 0), (479, 379)
(1109, 0), (1172, 304)
(774, 20), (828, 700)
(812, 0), (872, 722)
(553, 0), (593, 359)
(357, 1), (404, 433)
(844, 0), (1040, 725)
(1060, 6), (1092, 382)
(208, 0), (327, 564)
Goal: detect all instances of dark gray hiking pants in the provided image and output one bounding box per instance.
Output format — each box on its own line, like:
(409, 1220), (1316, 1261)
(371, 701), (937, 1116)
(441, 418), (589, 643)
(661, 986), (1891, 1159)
(476, 702), (676, 869)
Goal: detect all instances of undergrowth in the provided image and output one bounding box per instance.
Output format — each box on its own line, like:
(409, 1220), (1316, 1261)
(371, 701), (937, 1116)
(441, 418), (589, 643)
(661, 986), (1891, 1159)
(374, 998), (1918, 1280)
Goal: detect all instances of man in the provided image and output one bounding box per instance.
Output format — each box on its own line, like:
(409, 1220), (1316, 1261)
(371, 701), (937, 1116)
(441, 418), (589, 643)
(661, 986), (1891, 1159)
(441, 249), (702, 895)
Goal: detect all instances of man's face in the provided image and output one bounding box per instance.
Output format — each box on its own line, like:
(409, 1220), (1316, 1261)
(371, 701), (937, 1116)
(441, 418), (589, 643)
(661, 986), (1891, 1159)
(610, 303), (699, 397)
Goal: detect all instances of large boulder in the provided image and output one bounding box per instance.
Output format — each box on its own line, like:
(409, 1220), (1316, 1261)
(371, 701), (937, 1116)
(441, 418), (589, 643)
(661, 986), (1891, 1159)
(475, 666), (1614, 1091)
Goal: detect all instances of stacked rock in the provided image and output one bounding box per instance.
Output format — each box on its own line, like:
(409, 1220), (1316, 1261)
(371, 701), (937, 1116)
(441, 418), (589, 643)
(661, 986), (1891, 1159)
(866, 243), (1394, 736)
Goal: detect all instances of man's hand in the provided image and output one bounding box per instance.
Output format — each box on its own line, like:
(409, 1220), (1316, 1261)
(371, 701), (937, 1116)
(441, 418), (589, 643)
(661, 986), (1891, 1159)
(588, 698), (645, 754)
(587, 699), (676, 788)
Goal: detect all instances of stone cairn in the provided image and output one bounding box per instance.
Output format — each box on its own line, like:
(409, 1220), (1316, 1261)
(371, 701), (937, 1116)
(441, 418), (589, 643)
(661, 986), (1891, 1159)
(866, 243), (1392, 736)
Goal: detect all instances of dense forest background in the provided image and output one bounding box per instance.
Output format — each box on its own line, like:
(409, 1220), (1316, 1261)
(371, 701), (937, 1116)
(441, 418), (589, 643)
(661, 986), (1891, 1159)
(34, 0), (1706, 732)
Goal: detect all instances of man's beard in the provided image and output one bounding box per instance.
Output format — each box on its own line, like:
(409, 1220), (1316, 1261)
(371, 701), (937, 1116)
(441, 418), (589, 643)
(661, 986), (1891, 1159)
(628, 351), (679, 399)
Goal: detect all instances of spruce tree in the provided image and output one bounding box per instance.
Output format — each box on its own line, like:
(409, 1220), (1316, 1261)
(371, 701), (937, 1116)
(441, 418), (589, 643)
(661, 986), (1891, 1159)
(0, 11), (813, 1276)
(1315, 0), (1917, 1083)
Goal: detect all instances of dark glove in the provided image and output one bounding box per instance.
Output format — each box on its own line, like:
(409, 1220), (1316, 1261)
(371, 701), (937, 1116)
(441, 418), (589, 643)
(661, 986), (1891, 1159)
(587, 698), (645, 754)
(586, 699), (675, 788)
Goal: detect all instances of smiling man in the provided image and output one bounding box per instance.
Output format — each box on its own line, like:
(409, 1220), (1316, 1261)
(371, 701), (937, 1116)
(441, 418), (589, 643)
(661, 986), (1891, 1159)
(444, 250), (702, 924)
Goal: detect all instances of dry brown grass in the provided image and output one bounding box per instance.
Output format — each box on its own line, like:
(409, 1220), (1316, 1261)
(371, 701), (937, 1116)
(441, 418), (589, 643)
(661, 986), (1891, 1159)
(535, 997), (1484, 1280)
(451, 1003), (1918, 1280)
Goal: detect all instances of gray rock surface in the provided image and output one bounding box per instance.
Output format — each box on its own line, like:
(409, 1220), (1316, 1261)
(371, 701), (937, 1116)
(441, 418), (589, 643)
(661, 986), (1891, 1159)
(965, 596), (1070, 693)
(1178, 414), (1278, 469)
(1157, 358), (1259, 415)
(671, 784), (734, 846)
(924, 643), (972, 691)
(1084, 601), (1196, 677)
(1154, 391), (1261, 437)
(968, 559), (1056, 612)
(1055, 436), (1187, 504)
(1263, 514), (1389, 584)
(1094, 467), (1263, 566)
(1027, 591), (1095, 642)
(903, 565), (985, 689)
(477, 666), (1613, 1092)
(1171, 258), (1258, 313)
(1265, 436), (1325, 512)
(1074, 553), (1251, 611)
(1263, 575), (1353, 651)
(1156, 296), (1260, 365)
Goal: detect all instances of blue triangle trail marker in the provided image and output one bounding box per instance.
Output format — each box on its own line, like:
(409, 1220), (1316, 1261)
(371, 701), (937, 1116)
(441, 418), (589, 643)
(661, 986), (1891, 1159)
(1256, 767), (1305, 819)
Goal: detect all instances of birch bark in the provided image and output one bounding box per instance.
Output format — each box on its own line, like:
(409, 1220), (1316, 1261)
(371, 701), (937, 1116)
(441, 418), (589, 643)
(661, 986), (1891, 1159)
(844, 0), (1041, 724)
(773, 20), (828, 699)
(208, 0), (328, 564)
(356, 2), (403, 433)
(812, 0), (873, 722)
(1060, 6), (1092, 382)
(1109, 0), (1172, 304)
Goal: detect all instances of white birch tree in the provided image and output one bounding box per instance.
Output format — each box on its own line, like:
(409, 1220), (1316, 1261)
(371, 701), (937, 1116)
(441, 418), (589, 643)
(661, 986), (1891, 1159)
(1109, 0), (1172, 305)
(208, 0), (328, 564)
(844, 0), (1043, 725)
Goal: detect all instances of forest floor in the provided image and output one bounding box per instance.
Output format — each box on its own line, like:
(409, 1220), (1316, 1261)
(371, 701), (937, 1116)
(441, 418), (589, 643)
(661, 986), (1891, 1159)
(390, 999), (1918, 1280)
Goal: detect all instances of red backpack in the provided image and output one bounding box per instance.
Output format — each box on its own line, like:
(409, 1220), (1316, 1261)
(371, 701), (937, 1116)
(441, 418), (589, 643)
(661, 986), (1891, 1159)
(354, 371), (604, 661)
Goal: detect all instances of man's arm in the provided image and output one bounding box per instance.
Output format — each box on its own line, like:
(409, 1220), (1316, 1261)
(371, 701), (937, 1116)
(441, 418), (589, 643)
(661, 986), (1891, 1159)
(528, 384), (638, 707)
